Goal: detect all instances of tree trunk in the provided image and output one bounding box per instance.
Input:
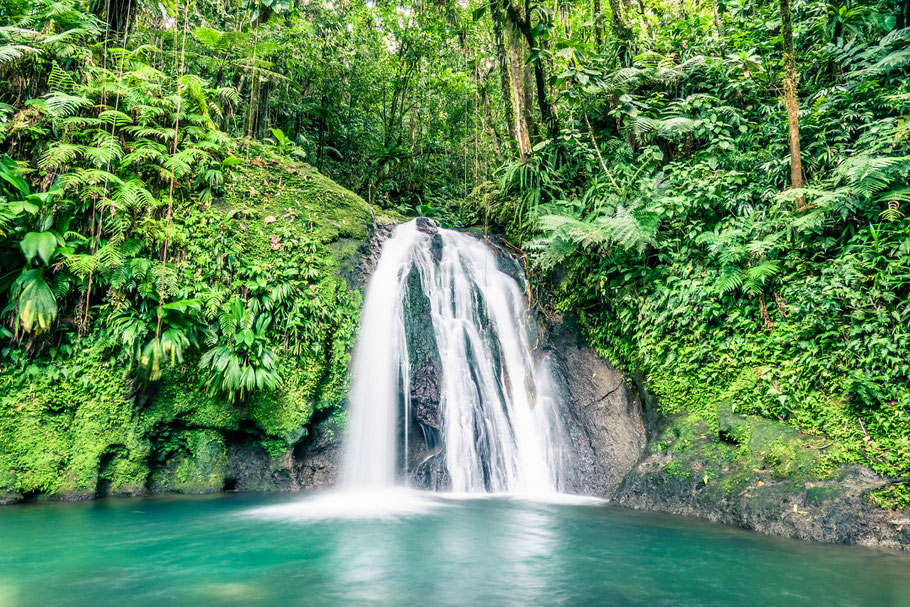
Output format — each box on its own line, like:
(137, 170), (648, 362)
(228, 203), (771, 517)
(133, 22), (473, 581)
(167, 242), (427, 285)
(780, 0), (805, 209)
(491, 1), (519, 154)
(482, 86), (504, 164)
(593, 0), (603, 46)
(246, 68), (260, 142)
(505, 3), (561, 142)
(520, 45), (539, 142)
(607, 0), (633, 66)
(91, 0), (135, 35)
(506, 25), (532, 160)
(898, 0), (910, 29)
(712, 1), (725, 52)
(316, 94), (327, 170)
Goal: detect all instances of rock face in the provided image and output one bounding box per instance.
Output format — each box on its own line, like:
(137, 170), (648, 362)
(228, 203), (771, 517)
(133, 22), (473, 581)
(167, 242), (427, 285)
(415, 217), (438, 235)
(411, 451), (449, 489)
(410, 360), (442, 430)
(604, 399), (910, 551)
(616, 460), (910, 550)
(545, 321), (648, 496)
(382, 227), (647, 494)
(9, 211), (905, 553)
(238, 222), (910, 551)
(0, 161), (393, 505)
(293, 421), (344, 488)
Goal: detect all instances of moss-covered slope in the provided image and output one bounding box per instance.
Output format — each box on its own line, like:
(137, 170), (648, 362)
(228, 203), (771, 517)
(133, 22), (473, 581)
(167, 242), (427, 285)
(614, 405), (910, 548)
(1, 156), (387, 503)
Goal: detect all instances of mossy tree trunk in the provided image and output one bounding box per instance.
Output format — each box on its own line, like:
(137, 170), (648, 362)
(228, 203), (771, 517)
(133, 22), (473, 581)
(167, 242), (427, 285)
(607, 0), (634, 66)
(593, 0), (603, 47)
(505, 22), (533, 160)
(780, 0), (805, 210)
(504, 2), (561, 144)
(490, 0), (520, 157)
(712, 0), (725, 52)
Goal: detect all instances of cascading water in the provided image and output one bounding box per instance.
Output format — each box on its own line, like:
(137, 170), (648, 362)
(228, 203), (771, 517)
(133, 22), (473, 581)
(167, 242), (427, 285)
(343, 219), (569, 494)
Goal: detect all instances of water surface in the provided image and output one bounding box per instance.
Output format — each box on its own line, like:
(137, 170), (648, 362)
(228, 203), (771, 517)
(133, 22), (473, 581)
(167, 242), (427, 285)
(0, 492), (907, 606)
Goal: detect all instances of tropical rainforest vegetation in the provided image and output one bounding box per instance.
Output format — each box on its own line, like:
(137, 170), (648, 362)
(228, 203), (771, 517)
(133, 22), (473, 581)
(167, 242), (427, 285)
(1, 0), (908, 505)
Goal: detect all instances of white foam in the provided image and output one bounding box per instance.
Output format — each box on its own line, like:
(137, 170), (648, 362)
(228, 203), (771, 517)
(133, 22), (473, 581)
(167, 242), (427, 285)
(243, 488), (449, 521)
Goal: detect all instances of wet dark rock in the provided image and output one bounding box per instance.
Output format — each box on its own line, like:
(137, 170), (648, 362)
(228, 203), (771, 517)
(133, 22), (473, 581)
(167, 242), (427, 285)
(410, 451), (451, 491)
(131, 219), (906, 552)
(345, 221), (396, 290)
(293, 421), (343, 488)
(225, 422), (342, 493)
(415, 217), (438, 235)
(410, 360), (442, 429)
(430, 233), (443, 263)
(226, 440), (297, 492)
(399, 258), (445, 475)
(544, 320), (648, 496)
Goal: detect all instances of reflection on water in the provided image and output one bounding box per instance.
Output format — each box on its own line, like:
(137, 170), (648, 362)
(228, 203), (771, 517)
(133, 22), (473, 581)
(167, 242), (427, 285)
(0, 492), (908, 607)
(499, 506), (560, 602)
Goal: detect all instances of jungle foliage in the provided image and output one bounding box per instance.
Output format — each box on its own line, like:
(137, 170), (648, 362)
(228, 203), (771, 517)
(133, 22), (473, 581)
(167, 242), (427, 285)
(1, 0), (909, 504)
(460, 0), (910, 498)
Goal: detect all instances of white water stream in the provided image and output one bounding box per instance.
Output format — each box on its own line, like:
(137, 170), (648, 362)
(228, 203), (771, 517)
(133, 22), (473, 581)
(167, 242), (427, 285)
(343, 219), (569, 494)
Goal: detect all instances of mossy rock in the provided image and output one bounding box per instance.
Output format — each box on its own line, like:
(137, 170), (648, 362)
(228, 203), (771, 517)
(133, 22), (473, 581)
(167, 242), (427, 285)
(149, 430), (229, 494)
(0, 350), (150, 500)
(142, 368), (243, 433)
(221, 157), (386, 249)
(0, 154), (390, 501)
(617, 409), (909, 548)
(717, 402), (821, 481)
(246, 359), (320, 445)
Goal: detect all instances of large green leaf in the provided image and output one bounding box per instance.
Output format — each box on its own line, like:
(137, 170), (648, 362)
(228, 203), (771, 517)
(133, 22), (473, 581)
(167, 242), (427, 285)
(0, 155), (29, 197)
(20, 231), (58, 265)
(14, 269), (58, 332)
(7, 199), (39, 215)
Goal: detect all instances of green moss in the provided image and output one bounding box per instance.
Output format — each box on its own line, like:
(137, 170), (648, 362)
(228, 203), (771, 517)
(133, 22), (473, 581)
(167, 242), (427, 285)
(0, 348), (148, 499)
(221, 158), (377, 246)
(662, 460), (693, 479)
(149, 429), (228, 494)
(648, 405), (830, 503)
(718, 471), (752, 495)
(806, 485), (842, 506)
(142, 367), (243, 432)
(866, 483), (910, 511)
(247, 358), (319, 445)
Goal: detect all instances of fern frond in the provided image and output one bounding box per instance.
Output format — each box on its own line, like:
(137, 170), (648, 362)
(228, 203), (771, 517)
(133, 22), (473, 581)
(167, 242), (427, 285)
(0, 44), (40, 64)
(39, 143), (83, 171)
(43, 92), (92, 118)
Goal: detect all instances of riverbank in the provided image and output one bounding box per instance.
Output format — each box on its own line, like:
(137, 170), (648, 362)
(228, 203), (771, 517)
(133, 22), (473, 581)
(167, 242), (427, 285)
(612, 405), (910, 551)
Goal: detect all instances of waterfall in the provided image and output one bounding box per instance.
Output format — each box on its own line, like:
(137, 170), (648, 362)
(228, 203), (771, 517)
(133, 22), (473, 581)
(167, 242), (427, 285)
(343, 219), (569, 494)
